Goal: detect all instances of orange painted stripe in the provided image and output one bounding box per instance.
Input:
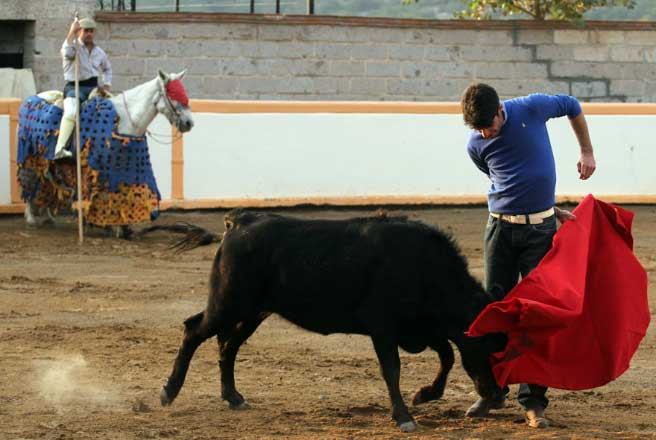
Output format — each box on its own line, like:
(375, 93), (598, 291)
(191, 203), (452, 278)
(3, 193), (655, 215)
(190, 100), (656, 115)
(158, 194), (656, 210)
(191, 100), (462, 114)
(171, 127), (184, 200)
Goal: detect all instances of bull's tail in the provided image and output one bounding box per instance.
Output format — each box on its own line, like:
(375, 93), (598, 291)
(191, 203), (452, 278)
(135, 222), (222, 253)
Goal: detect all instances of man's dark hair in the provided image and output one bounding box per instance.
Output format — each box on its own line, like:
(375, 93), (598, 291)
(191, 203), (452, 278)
(461, 83), (500, 129)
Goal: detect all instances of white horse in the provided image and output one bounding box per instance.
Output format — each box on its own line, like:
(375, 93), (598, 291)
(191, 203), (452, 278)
(22, 70), (194, 235)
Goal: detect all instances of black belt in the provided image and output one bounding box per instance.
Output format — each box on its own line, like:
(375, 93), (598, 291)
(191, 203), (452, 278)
(66, 77), (98, 87)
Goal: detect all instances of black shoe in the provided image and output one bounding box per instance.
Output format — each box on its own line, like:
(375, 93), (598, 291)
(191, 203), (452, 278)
(465, 396), (506, 417)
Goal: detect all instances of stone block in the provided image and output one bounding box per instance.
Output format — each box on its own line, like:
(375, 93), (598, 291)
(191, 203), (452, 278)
(571, 81), (607, 98)
(201, 77), (239, 95)
(475, 62), (547, 79)
(315, 43), (350, 60)
(492, 79), (569, 96)
(572, 46), (609, 62)
(223, 58), (258, 76)
(590, 30), (624, 45)
(312, 77), (349, 94)
(610, 46), (650, 63)
(350, 44), (388, 60)
(258, 25), (298, 41)
(553, 30), (589, 45)
(624, 31), (656, 45)
(478, 30), (513, 46)
(350, 78), (387, 95)
(387, 79), (422, 95)
(388, 44), (425, 61)
(406, 29), (473, 45)
(366, 62), (400, 78)
(401, 61), (439, 79)
(437, 62), (474, 78)
(517, 29), (554, 45)
(550, 62), (626, 80)
(535, 45), (574, 61)
(609, 80), (646, 97)
(425, 46), (457, 62)
(329, 61), (365, 77)
(129, 40), (164, 57)
(110, 57), (145, 76)
(460, 46), (532, 62)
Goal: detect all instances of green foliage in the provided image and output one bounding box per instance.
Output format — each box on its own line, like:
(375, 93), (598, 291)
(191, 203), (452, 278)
(456, 0), (636, 21)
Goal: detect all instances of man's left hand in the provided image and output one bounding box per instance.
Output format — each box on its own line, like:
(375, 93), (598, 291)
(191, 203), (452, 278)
(577, 152), (596, 180)
(555, 206), (576, 224)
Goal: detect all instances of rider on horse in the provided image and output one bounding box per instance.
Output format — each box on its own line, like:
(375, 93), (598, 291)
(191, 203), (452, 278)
(54, 17), (112, 160)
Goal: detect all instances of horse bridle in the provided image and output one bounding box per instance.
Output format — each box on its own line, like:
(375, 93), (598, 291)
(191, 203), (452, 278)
(121, 79), (186, 132)
(156, 78), (186, 127)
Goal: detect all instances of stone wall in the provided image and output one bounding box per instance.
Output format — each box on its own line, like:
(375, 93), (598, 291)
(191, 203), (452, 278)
(2, 2), (655, 102)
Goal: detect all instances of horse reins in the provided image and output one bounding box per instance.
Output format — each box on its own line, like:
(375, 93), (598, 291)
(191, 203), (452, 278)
(120, 80), (184, 143)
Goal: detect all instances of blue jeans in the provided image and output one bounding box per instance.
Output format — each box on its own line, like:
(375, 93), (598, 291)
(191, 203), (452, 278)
(64, 83), (96, 102)
(484, 214), (557, 410)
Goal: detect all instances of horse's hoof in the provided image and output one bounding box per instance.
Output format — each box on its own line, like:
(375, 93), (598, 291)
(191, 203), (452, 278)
(229, 401), (250, 410)
(399, 421), (417, 432)
(160, 387), (171, 406)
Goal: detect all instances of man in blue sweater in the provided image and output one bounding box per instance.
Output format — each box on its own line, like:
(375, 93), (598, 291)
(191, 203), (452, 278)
(461, 83), (596, 428)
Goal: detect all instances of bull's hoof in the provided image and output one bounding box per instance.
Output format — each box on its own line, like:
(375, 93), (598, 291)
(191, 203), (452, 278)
(160, 387), (172, 406)
(412, 385), (444, 406)
(228, 400), (250, 410)
(398, 421), (417, 432)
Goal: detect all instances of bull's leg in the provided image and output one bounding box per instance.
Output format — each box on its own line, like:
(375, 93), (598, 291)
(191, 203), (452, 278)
(160, 311), (216, 406)
(217, 313), (269, 409)
(412, 337), (454, 405)
(371, 336), (416, 432)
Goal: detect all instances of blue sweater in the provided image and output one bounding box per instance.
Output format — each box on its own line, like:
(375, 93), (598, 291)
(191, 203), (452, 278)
(466, 94), (582, 214)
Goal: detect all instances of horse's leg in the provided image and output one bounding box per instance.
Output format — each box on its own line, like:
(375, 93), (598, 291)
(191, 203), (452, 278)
(412, 337), (455, 405)
(371, 335), (416, 432)
(106, 225), (134, 239)
(24, 201), (38, 226)
(218, 313), (269, 409)
(41, 207), (55, 225)
(160, 311), (216, 406)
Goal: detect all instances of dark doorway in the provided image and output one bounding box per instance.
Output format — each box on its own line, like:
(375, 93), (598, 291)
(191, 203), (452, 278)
(0, 20), (34, 69)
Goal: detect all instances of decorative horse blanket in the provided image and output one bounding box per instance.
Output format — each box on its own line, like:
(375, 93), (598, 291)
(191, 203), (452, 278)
(17, 96), (161, 226)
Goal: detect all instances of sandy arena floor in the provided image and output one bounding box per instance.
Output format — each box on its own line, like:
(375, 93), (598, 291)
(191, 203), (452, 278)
(0, 205), (654, 440)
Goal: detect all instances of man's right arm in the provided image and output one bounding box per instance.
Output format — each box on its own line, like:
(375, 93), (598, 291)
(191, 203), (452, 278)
(467, 141), (489, 176)
(61, 20), (80, 59)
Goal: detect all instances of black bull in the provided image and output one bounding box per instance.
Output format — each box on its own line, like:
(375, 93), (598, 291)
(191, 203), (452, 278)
(160, 210), (505, 431)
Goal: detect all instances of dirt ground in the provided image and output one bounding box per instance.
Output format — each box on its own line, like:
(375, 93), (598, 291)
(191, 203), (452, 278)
(1, 204), (654, 440)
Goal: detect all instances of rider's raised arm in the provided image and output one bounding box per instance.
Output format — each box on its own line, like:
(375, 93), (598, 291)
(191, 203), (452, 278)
(62, 20), (79, 59)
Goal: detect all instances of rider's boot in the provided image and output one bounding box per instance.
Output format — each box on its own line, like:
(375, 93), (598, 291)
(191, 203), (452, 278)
(53, 115), (74, 160)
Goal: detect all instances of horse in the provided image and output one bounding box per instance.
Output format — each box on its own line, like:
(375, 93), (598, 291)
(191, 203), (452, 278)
(17, 70), (194, 238)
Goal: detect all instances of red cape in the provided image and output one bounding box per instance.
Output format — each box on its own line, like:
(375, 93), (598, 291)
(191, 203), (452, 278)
(467, 195), (650, 390)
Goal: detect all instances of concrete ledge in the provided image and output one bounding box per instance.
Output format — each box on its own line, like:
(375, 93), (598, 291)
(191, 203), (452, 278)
(95, 13), (656, 31)
(5, 195), (655, 216)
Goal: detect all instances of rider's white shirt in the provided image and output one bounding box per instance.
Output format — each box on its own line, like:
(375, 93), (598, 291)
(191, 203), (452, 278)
(61, 38), (112, 86)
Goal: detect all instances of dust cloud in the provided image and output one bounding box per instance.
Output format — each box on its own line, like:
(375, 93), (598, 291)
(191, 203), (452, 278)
(34, 354), (125, 412)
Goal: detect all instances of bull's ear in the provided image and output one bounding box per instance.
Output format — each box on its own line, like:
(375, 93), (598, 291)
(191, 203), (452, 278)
(158, 69), (170, 85)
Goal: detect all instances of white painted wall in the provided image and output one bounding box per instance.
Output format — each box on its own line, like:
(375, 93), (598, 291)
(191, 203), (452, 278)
(184, 113), (491, 199)
(0, 115), (10, 204)
(549, 115), (656, 195)
(183, 112), (656, 201)
(146, 114), (172, 201)
(2, 110), (655, 207)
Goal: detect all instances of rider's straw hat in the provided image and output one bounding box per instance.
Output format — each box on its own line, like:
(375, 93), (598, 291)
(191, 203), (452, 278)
(79, 18), (97, 29)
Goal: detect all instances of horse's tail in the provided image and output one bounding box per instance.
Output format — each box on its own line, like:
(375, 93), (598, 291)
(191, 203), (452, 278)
(136, 222), (222, 253)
